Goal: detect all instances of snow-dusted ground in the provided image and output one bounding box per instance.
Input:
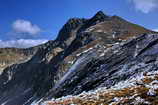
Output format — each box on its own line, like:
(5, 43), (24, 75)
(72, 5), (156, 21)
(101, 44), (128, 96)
(39, 70), (158, 105)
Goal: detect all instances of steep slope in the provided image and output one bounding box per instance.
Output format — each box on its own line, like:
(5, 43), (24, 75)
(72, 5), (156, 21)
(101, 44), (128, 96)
(43, 33), (158, 100)
(0, 11), (156, 105)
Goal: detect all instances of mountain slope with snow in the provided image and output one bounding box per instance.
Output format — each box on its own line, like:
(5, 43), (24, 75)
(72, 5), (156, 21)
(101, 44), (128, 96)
(0, 11), (157, 105)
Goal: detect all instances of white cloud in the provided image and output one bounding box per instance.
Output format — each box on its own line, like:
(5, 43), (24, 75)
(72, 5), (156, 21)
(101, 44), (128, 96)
(12, 20), (41, 35)
(130, 0), (158, 13)
(153, 29), (158, 32)
(0, 39), (48, 48)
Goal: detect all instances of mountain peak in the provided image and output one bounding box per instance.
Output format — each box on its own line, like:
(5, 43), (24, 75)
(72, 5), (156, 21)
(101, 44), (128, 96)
(92, 11), (109, 20)
(56, 18), (86, 42)
(95, 11), (106, 16)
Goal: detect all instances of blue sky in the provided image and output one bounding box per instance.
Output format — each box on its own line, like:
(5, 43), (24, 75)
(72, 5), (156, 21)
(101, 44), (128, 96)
(0, 0), (158, 48)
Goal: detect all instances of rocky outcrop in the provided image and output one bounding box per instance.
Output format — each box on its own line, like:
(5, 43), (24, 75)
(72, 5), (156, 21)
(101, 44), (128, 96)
(0, 11), (156, 105)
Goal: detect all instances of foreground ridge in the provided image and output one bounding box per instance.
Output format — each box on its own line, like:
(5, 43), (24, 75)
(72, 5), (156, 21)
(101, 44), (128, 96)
(43, 70), (158, 105)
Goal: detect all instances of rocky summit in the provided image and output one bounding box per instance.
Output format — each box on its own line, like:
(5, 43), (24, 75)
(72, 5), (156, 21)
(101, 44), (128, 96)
(0, 11), (158, 105)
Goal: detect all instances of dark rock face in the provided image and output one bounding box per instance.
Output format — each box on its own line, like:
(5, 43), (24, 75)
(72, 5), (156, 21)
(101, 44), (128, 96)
(0, 11), (156, 105)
